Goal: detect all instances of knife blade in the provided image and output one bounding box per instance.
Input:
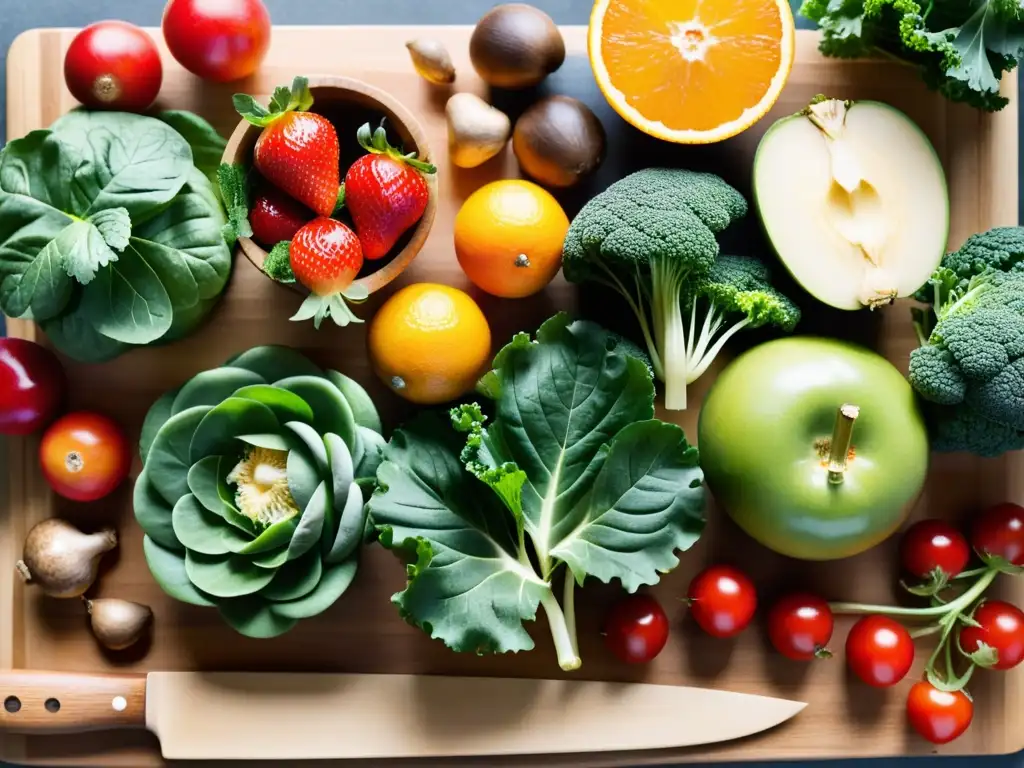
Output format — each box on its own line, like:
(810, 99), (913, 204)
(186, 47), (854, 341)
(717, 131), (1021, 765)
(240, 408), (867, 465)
(0, 670), (805, 760)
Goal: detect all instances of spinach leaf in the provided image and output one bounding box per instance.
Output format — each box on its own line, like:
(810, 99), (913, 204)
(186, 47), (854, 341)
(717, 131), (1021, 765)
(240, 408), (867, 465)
(0, 109), (232, 362)
(369, 313), (707, 671)
(156, 111), (227, 182)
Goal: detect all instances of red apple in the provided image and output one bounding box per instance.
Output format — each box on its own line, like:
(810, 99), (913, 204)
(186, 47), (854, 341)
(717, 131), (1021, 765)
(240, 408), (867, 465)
(0, 339), (67, 435)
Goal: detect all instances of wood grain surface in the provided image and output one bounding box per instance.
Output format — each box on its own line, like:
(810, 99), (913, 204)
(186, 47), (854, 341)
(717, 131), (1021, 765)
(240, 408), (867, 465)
(1, 24), (1021, 767)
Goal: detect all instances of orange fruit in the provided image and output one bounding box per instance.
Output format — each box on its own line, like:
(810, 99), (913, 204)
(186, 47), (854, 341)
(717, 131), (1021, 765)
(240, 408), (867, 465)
(368, 283), (492, 405)
(454, 179), (570, 299)
(589, 0), (795, 144)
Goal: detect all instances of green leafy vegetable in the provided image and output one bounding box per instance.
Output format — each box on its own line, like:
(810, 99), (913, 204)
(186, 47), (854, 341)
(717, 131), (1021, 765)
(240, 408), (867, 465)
(800, 0), (1024, 111)
(562, 168), (799, 411)
(135, 345), (384, 638)
(263, 240), (295, 283)
(156, 111), (228, 182)
(369, 313), (706, 670)
(908, 226), (1024, 456)
(0, 109), (232, 362)
(217, 163), (253, 246)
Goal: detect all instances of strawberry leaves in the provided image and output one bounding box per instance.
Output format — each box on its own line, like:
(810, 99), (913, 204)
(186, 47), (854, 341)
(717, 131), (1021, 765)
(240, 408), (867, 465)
(217, 163), (253, 246)
(263, 241), (295, 284)
(356, 121), (437, 175)
(235, 76), (315, 128)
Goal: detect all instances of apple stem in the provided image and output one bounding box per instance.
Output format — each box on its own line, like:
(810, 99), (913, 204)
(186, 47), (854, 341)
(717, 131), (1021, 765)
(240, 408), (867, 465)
(827, 404), (860, 484)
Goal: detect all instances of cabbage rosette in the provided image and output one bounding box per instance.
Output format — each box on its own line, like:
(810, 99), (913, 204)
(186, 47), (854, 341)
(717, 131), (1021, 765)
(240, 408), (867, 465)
(134, 345), (384, 638)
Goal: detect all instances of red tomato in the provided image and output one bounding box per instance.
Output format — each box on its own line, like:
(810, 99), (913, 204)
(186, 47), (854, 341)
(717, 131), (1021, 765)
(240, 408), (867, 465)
(162, 0), (271, 82)
(768, 593), (834, 661)
(687, 565), (757, 638)
(959, 600), (1024, 670)
(0, 339), (66, 436)
(39, 412), (130, 502)
(603, 594), (670, 664)
(63, 21), (162, 111)
(972, 503), (1024, 568)
(845, 615), (915, 687)
(900, 519), (970, 580)
(906, 681), (973, 745)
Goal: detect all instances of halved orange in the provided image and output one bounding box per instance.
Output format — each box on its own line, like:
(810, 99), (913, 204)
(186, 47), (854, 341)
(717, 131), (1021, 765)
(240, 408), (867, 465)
(589, 0), (796, 144)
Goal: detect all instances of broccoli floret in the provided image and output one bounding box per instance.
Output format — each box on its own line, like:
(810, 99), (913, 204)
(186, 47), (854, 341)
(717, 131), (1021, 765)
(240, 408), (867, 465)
(563, 169), (798, 410)
(914, 227), (1024, 304)
(909, 268), (1024, 455)
(683, 255), (802, 383)
(924, 402), (1024, 458)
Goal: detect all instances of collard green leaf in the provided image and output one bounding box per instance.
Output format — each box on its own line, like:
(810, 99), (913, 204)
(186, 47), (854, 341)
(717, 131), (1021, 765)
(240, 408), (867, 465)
(172, 367), (266, 414)
(171, 494), (252, 555)
(79, 244), (173, 344)
(59, 208), (130, 284)
(157, 110), (227, 181)
(49, 109), (193, 220)
(325, 371), (382, 433)
(370, 415), (547, 656)
(270, 558), (358, 621)
(0, 129), (79, 212)
(286, 445), (320, 512)
(140, 390), (179, 462)
(218, 596), (298, 639)
(327, 481), (367, 564)
(261, 548), (323, 602)
(144, 535), (216, 607)
(232, 384), (315, 425)
(548, 421), (705, 590)
(147, 405), (213, 507)
(185, 550), (277, 598)
(133, 467), (181, 551)
(226, 345), (323, 382)
(276, 376), (357, 446)
(190, 397), (280, 462)
(39, 296), (128, 362)
(354, 426), (386, 483)
(287, 481), (329, 561)
(0, 227), (74, 322)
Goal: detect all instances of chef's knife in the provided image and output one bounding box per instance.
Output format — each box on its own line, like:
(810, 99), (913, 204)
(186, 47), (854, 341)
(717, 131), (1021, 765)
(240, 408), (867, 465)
(0, 670), (805, 760)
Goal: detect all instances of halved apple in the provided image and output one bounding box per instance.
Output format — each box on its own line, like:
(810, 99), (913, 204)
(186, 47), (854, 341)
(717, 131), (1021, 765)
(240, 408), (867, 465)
(753, 97), (949, 310)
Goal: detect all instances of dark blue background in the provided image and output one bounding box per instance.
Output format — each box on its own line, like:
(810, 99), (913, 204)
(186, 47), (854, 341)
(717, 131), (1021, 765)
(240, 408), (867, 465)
(0, 1), (1020, 766)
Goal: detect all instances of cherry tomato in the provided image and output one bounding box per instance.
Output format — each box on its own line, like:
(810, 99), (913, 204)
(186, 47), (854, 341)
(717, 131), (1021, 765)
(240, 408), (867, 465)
(0, 339), (66, 436)
(900, 519), (970, 580)
(687, 565), (757, 638)
(972, 503), (1024, 568)
(63, 21), (162, 111)
(162, 0), (271, 83)
(603, 594), (670, 664)
(959, 600), (1024, 670)
(768, 593), (834, 661)
(39, 412), (130, 502)
(906, 681), (973, 745)
(845, 615), (915, 688)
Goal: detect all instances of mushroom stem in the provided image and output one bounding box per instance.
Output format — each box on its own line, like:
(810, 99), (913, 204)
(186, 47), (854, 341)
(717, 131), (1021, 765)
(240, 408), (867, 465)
(827, 404), (859, 485)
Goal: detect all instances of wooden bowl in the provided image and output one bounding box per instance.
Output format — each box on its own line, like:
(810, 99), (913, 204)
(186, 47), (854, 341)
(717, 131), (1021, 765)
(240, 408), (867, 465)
(221, 75), (437, 295)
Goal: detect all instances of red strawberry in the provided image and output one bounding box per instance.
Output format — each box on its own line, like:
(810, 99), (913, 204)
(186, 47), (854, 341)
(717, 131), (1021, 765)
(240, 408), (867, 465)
(342, 122), (436, 260)
(234, 76), (341, 217)
(289, 217), (367, 329)
(250, 186), (314, 246)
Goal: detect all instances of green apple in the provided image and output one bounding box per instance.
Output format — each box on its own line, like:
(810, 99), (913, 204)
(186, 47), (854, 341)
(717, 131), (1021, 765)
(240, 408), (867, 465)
(697, 337), (929, 561)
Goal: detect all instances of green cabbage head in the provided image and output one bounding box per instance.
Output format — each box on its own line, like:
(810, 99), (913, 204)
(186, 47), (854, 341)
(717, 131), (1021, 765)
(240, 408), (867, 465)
(133, 345), (384, 638)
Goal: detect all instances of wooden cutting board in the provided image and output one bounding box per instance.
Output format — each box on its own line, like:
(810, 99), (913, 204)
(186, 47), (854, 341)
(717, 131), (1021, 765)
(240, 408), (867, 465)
(2, 23), (1021, 766)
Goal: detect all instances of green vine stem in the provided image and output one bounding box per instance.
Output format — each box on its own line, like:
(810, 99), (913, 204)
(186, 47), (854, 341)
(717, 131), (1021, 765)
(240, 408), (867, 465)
(829, 568), (998, 618)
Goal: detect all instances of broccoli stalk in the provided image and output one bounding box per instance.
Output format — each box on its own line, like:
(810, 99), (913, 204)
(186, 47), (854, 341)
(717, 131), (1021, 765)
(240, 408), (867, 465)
(563, 169), (800, 410)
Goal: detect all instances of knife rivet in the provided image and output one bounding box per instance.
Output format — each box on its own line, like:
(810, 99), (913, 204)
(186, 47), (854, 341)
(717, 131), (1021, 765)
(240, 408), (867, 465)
(44, 698), (60, 713)
(112, 696), (127, 712)
(3, 696), (20, 713)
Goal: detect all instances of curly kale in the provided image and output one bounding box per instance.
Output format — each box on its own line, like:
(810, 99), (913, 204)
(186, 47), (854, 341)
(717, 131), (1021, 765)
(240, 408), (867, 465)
(563, 168), (799, 410)
(801, 0), (1024, 111)
(909, 227), (1024, 456)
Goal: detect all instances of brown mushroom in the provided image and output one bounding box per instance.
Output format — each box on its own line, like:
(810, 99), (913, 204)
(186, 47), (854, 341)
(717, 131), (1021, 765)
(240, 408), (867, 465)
(513, 96), (607, 188)
(469, 4), (566, 89)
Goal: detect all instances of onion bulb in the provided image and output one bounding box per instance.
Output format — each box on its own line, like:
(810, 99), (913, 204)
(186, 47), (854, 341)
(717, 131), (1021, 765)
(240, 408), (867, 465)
(86, 598), (153, 651)
(16, 518), (117, 598)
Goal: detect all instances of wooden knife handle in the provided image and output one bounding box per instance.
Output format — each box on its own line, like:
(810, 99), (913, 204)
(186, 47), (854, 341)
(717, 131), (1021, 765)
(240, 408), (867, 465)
(0, 670), (146, 733)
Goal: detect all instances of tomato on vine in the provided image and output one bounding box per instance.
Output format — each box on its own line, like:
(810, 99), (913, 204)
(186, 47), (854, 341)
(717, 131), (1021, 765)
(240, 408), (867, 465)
(603, 594), (670, 664)
(686, 565), (757, 639)
(972, 503), (1024, 569)
(768, 593), (833, 661)
(900, 519), (970, 595)
(906, 681), (973, 745)
(845, 615), (915, 688)
(959, 600), (1024, 671)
